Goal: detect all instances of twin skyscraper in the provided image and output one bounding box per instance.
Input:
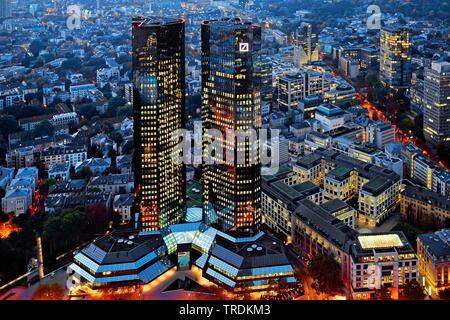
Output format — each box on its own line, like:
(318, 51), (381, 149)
(132, 17), (263, 236)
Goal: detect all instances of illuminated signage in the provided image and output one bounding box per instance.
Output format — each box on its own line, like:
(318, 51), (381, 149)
(239, 43), (249, 52)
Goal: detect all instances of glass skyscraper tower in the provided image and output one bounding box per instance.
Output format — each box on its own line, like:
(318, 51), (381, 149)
(132, 17), (186, 231)
(201, 18), (262, 235)
(379, 26), (412, 89)
(295, 22), (319, 67)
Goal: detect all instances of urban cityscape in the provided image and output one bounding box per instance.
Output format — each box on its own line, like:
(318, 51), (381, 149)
(0, 0), (450, 303)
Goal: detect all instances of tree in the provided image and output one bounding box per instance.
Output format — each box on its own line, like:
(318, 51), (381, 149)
(375, 286), (391, 300)
(75, 167), (93, 180)
(38, 178), (56, 194)
(402, 280), (425, 300)
(77, 104), (99, 119)
(61, 58), (82, 71)
(29, 40), (44, 57)
(117, 104), (132, 117)
(285, 111), (295, 126)
(110, 131), (124, 145)
(42, 209), (86, 256)
(32, 283), (65, 300)
(308, 254), (344, 295)
(365, 70), (378, 85)
(33, 120), (54, 138)
(108, 97), (127, 110)
(0, 115), (19, 139)
(439, 288), (450, 300)
(86, 203), (110, 235)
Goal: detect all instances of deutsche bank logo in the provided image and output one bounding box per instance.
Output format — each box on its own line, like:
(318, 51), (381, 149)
(239, 43), (249, 52)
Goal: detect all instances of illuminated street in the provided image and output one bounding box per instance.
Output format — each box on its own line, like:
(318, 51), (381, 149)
(356, 93), (450, 171)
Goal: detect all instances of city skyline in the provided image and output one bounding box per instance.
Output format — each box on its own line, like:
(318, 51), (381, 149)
(0, 0), (449, 305)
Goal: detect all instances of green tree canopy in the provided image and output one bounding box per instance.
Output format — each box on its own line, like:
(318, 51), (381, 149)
(308, 254), (344, 295)
(33, 120), (54, 138)
(0, 115), (19, 139)
(402, 280), (425, 300)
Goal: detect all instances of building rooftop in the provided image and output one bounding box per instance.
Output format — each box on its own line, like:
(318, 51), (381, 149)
(293, 199), (357, 250)
(351, 232), (414, 258)
(113, 193), (134, 207)
(328, 165), (353, 180)
(295, 153), (321, 169)
(292, 181), (317, 193)
(321, 198), (352, 214)
(358, 234), (404, 250)
(86, 229), (165, 264)
(315, 103), (345, 117)
(362, 176), (393, 196)
(418, 229), (450, 261)
(402, 185), (450, 210)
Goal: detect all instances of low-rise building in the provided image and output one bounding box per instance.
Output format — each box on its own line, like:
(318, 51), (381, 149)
(1, 188), (32, 216)
(262, 174), (323, 241)
(15, 167), (38, 187)
(350, 233), (418, 300)
(75, 158), (111, 175)
(315, 103), (346, 133)
(367, 121), (395, 150)
(68, 224), (296, 292)
(294, 148), (401, 227)
(113, 193), (134, 223)
(0, 167), (14, 190)
(411, 154), (450, 196)
(87, 174), (134, 195)
(48, 162), (71, 181)
(417, 229), (450, 297)
(291, 199), (356, 287)
(321, 198), (357, 229)
(323, 164), (358, 201)
(38, 144), (88, 171)
(6, 146), (35, 170)
(400, 185), (450, 229)
(359, 176), (401, 227)
(45, 192), (112, 213)
(304, 131), (332, 152)
(116, 155), (133, 174)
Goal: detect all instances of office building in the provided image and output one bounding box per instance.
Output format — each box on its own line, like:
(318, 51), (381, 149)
(294, 148), (401, 226)
(417, 229), (450, 297)
(132, 17), (186, 231)
(262, 171), (323, 241)
(314, 103), (346, 133)
(367, 121), (395, 150)
(68, 222), (296, 292)
(295, 22), (319, 66)
(0, 0), (12, 19)
(261, 56), (273, 102)
(423, 61), (450, 146)
(201, 18), (262, 235)
(350, 233), (418, 300)
(411, 154), (450, 196)
(400, 185), (450, 229)
(277, 70), (325, 112)
(379, 26), (412, 89)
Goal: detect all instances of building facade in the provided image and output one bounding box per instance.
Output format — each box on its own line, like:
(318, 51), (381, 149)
(379, 27), (412, 89)
(423, 61), (450, 146)
(132, 17), (186, 231)
(417, 229), (450, 297)
(295, 22), (319, 66)
(201, 18), (262, 235)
